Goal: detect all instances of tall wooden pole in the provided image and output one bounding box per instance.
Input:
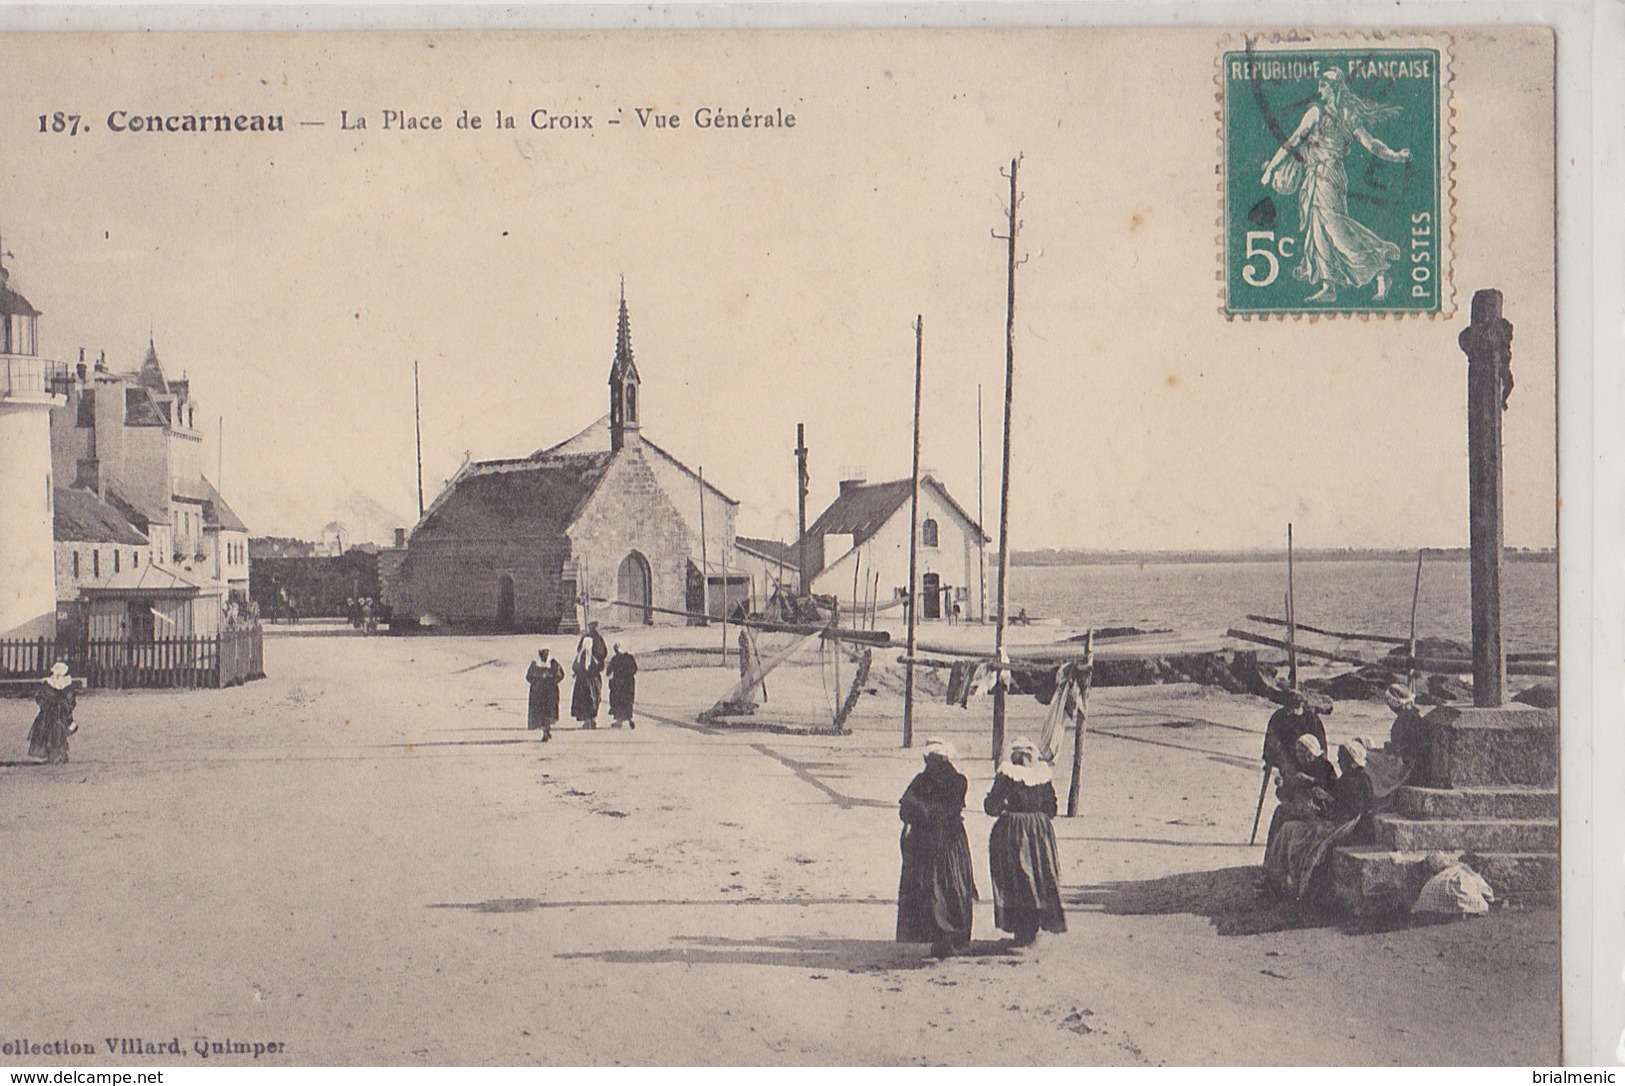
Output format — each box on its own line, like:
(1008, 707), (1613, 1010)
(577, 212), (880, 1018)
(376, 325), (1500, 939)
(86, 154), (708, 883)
(698, 466), (709, 630)
(1065, 630), (1094, 817)
(903, 315), (924, 750)
(1286, 523), (1298, 688)
(1459, 289), (1513, 708)
(992, 155), (1021, 763)
(795, 424), (809, 597)
(1408, 549), (1425, 695)
(977, 383), (987, 623)
(719, 506), (729, 666)
(851, 553), (862, 631)
(414, 360), (425, 517)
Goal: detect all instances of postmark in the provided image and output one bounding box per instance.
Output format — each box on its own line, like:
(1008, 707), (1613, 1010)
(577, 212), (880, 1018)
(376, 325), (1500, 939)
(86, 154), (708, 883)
(1220, 34), (1454, 318)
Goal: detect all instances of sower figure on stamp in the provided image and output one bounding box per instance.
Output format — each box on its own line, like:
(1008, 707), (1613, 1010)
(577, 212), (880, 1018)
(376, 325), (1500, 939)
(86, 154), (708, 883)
(1261, 68), (1412, 303)
(525, 647), (564, 740)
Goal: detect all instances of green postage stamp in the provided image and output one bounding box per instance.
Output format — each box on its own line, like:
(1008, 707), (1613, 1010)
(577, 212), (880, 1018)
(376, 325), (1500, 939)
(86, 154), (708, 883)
(1221, 35), (1453, 317)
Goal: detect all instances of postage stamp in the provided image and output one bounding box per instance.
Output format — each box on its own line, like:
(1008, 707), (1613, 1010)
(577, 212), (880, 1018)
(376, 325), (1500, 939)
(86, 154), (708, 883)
(1221, 35), (1454, 317)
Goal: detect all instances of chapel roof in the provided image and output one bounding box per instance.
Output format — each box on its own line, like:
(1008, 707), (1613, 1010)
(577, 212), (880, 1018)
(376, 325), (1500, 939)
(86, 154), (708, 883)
(413, 451), (616, 540)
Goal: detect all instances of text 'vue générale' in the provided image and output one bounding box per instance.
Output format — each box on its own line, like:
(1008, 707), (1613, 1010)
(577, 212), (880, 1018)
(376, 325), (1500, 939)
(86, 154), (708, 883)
(341, 106), (798, 133)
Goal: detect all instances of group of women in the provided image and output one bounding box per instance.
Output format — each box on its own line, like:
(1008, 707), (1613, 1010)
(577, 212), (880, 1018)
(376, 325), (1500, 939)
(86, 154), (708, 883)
(895, 736), (1067, 958)
(524, 625), (639, 739)
(1261, 730), (1378, 901)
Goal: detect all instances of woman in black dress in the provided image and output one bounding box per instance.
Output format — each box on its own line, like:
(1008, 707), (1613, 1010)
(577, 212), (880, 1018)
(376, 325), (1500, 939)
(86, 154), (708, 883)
(896, 738), (977, 958)
(605, 643), (638, 729)
(983, 737), (1067, 946)
(28, 662), (77, 764)
(525, 648), (564, 740)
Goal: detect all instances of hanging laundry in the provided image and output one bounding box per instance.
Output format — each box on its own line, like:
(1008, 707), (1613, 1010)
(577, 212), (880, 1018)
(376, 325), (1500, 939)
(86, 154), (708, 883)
(946, 661), (997, 708)
(1006, 666), (1060, 705)
(1037, 664), (1089, 763)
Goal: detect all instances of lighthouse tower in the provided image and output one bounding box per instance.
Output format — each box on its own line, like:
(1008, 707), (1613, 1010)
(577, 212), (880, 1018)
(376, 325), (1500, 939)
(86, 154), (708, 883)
(0, 253), (66, 637)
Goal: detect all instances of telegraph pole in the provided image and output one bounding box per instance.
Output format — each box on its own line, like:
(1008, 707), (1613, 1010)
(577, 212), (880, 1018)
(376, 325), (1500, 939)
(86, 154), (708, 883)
(795, 423), (809, 596)
(904, 315), (924, 749)
(991, 154), (1024, 764)
(699, 466), (710, 629)
(414, 360), (425, 517)
(977, 383), (986, 623)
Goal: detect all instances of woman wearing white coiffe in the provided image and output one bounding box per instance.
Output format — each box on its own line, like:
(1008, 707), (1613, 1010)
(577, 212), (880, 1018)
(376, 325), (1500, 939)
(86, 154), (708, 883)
(1261, 68), (1412, 303)
(982, 738), (1067, 947)
(28, 662), (77, 764)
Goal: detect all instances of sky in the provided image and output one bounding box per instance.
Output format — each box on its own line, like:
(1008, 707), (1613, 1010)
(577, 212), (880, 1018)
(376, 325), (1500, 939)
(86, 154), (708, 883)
(0, 28), (1557, 551)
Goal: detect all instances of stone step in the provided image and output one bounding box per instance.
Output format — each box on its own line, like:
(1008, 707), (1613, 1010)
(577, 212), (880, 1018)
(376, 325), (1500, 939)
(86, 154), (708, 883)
(1329, 847), (1560, 918)
(1370, 814), (1559, 853)
(1391, 785), (1559, 821)
(1416, 705), (1558, 789)
(1472, 852), (1562, 897)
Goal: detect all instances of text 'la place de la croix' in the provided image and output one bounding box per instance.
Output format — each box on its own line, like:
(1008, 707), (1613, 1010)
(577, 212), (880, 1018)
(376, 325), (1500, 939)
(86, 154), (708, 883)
(341, 105), (798, 131)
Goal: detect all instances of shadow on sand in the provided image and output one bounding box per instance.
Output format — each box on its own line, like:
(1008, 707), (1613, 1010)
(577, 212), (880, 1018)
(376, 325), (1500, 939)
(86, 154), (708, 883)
(1069, 866), (1408, 936)
(429, 894), (895, 914)
(554, 933), (1019, 971)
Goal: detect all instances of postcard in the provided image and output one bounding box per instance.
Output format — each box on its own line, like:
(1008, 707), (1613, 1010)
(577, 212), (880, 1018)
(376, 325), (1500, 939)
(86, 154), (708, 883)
(0, 21), (1606, 1068)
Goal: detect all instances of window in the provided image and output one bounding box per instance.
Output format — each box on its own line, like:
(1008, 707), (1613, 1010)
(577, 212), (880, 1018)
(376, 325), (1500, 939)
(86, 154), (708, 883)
(133, 551), (140, 568)
(72, 551), (80, 578)
(114, 551), (120, 574)
(921, 518), (940, 548)
(93, 550), (100, 578)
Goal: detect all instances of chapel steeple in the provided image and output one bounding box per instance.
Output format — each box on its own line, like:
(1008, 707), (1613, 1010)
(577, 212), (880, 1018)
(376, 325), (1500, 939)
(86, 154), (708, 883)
(608, 280), (641, 452)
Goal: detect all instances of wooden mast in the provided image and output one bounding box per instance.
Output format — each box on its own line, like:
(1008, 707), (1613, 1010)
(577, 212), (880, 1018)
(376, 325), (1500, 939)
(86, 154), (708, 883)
(414, 359), (424, 517)
(977, 383), (986, 623)
(1287, 523), (1298, 688)
(991, 155), (1022, 763)
(903, 315), (924, 749)
(698, 466), (709, 631)
(795, 424), (809, 597)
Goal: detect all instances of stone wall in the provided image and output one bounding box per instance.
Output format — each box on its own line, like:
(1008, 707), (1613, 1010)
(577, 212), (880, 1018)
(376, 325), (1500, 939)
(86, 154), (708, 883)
(569, 448), (693, 626)
(392, 482), (576, 630)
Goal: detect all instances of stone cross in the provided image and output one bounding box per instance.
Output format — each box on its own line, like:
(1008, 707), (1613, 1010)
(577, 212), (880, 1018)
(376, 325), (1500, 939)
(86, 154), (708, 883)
(1458, 289), (1514, 708)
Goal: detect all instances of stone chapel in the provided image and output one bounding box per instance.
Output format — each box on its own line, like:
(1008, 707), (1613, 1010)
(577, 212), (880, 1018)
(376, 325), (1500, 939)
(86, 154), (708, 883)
(383, 295), (737, 632)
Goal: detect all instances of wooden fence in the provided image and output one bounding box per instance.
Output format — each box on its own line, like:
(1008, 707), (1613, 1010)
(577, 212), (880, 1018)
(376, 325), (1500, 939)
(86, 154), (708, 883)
(0, 628), (265, 690)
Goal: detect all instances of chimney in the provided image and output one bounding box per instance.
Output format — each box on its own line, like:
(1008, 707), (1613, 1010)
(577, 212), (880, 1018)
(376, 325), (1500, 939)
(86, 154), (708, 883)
(76, 348), (86, 382)
(838, 465), (867, 494)
(393, 527), (407, 548)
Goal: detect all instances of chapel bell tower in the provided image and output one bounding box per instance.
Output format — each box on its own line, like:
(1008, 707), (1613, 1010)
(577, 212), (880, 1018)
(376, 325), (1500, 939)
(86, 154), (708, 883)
(608, 283), (641, 452)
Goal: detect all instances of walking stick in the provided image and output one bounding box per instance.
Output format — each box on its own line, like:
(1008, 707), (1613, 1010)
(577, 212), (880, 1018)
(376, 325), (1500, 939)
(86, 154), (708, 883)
(1249, 764), (1272, 845)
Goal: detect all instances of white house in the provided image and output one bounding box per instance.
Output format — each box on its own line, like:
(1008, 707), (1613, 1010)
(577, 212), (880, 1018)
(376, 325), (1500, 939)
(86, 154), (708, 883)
(800, 474), (988, 622)
(0, 258), (67, 637)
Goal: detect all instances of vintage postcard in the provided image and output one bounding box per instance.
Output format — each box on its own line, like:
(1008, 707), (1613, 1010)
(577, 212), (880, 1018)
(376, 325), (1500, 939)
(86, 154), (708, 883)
(0, 22), (1589, 1069)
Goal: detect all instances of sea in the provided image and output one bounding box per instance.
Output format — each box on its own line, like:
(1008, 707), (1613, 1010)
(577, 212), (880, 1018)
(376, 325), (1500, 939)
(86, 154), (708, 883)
(1007, 558), (1559, 655)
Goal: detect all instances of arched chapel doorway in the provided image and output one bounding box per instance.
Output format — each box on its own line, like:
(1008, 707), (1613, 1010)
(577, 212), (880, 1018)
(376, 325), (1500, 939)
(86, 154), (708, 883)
(617, 551), (653, 625)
